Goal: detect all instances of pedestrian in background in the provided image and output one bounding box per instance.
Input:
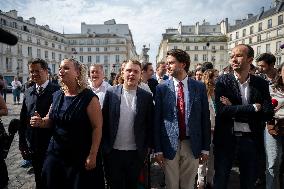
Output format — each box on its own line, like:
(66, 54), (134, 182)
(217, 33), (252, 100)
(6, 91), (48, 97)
(30, 58), (104, 189)
(11, 76), (22, 105)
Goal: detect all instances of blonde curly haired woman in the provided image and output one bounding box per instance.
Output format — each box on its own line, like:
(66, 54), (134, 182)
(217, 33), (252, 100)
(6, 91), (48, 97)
(30, 58), (104, 189)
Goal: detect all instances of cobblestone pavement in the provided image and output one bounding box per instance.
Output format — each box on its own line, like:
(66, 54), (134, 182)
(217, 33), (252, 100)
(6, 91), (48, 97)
(2, 93), (267, 189)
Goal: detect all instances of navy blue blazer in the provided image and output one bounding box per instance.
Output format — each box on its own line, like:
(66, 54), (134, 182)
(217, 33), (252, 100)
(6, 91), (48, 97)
(154, 78), (211, 160)
(214, 73), (274, 150)
(102, 85), (154, 160)
(19, 81), (59, 153)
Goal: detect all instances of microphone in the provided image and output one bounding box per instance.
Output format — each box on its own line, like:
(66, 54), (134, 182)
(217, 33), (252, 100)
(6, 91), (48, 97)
(0, 28), (18, 46)
(271, 98), (278, 108)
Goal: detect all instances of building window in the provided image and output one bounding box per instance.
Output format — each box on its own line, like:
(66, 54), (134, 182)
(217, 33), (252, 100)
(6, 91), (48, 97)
(276, 41), (281, 51)
(258, 22), (262, 32)
(277, 28), (283, 36)
(27, 36), (32, 42)
(52, 43), (55, 48)
(52, 64), (56, 74)
(88, 48), (91, 52)
(95, 39), (100, 45)
(276, 56), (282, 66)
(96, 47), (100, 52)
(186, 46), (190, 51)
(104, 39), (108, 44)
(52, 52), (55, 60)
(1, 18), (7, 25)
(257, 46), (261, 55)
(104, 47), (108, 51)
(5, 57), (12, 72)
(115, 55), (120, 63)
(220, 46), (224, 50)
(250, 26), (254, 34)
(80, 47), (83, 52)
(203, 54), (207, 61)
(79, 56), (84, 62)
(242, 29), (246, 37)
(266, 44), (271, 53)
(257, 35), (261, 42)
(266, 32), (271, 39)
(45, 41), (48, 46)
(96, 56), (100, 63)
(249, 37), (252, 44)
(203, 46), (207, 50)
(278, 15), (283, 25)
(174, 46), (177, 49)
(37, 49), (41, 58)
(194, 46), (198, 50)
(45, 51), (48, 59)
(59, 54), (62, 61)
(37, 39), (40, 45)
(212, 46), (215, 50)
(58, 45), (61, 50)
(28, 47), (32, 56)
(18, 45), (22, 54)
(229, 34), (232, 41)
(194, 54), (198, 61)
(115, 47), (119, 51)
(104, 55), (108, 63)
(12, 22), (17, 28)
(268, 19), (272, 29)
(236, 32), (239, 39)
(88, 56), (92, 63)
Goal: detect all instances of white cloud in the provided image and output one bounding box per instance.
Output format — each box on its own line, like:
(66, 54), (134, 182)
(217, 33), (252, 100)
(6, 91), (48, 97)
(0, 0), (272, 62)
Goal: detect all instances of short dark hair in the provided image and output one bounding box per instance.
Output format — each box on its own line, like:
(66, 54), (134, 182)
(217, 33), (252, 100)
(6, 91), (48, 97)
(236, 44), (254, 58)
(202, 62), (213, 72)
(127, 59), (142, 69)
(255, 53), (276, 66)
(142, 62), (152, 71)
(166, 49), (191, 72)
(28, 58), (48, 70)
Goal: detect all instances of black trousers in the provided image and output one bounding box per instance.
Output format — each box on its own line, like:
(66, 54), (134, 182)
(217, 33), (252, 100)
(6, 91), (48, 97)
(104, 149), (144, 189)
(0, 158), (8, 189)
(32, 151), (46, 189)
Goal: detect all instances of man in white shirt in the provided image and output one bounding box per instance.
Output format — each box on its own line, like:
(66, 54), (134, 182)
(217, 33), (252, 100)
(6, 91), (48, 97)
(102, 60), (153, 189)
(89, 64), (111, 108)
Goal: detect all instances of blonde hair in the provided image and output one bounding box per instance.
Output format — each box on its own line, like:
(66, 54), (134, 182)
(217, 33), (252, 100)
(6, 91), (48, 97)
(59, 58), (89, 93)
(202, 69), (218, 97)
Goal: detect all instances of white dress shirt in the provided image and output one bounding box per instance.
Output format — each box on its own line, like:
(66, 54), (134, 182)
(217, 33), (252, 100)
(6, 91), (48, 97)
(90, 81), (111, 109)
(233, 73), (251, 132)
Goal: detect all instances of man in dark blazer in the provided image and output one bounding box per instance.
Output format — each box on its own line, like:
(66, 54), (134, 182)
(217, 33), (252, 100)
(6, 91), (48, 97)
(213, 44), (274, 189)
(19, 58), (59, 189)
(102, 60), (153, 189)
(154, 49), (211, 189)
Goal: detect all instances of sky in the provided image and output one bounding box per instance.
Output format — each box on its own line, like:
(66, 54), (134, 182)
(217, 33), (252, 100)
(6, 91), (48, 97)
(1, 0), (273, 62)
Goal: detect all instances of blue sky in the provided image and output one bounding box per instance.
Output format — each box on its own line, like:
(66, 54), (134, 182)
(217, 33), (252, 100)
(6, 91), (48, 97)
(1, 0), (272, 62)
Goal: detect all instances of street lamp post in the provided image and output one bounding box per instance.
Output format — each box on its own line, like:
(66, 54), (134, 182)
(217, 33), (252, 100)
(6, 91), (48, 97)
(206, 42), (210, 62)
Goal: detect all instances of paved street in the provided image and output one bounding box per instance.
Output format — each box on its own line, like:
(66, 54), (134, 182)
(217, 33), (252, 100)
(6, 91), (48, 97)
(1, 93), (265, 189)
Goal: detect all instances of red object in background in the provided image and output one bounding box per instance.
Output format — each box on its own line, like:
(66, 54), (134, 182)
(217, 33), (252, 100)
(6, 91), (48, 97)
(272, 98), (278, 108)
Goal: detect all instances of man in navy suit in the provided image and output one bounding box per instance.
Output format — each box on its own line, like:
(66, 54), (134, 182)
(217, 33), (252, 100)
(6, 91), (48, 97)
(154, 49), (211, 189)
(153, 61), (169, 83)
(102, 60), (153, 189)
(19, 58), (59, 189)
(213, 44), (274, 189)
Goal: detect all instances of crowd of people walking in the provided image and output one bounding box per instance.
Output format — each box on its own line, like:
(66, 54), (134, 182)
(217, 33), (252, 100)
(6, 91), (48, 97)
(0, 44), (284, 189)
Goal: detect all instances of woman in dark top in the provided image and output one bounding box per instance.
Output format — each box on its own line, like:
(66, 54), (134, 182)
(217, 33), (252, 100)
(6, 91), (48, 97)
(30, 58), (104, 189)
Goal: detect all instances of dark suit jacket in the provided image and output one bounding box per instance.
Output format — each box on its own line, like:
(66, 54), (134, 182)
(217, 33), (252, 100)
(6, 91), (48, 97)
(102, 85), (154, 160)
(154, 78), (211, 160)
(214, 73), (274, 150)
(19, 82), (59, 154)
(147, 78), (158, 98)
